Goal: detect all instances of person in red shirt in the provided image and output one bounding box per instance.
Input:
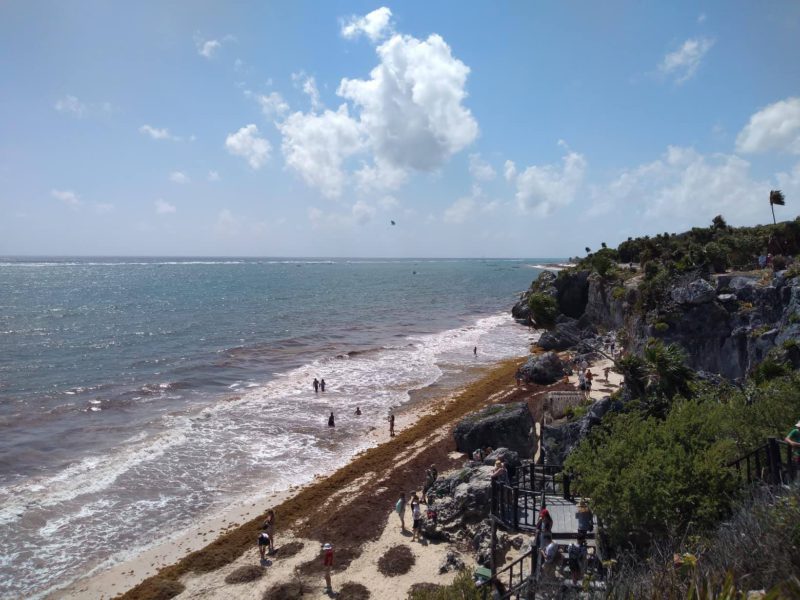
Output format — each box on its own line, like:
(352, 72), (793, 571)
(322, 543), (334, 592)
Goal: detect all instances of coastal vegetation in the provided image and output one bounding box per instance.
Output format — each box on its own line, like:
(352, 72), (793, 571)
(541, 216), (800, 595)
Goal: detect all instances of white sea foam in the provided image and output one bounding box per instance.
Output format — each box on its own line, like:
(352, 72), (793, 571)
(0, 311), (531, 598)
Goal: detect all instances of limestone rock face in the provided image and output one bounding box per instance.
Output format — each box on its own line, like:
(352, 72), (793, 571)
(517, 352), (566, 385)
(512, 271), (558, 323)
(470, 520), (511, 566)
(671, 278), (716, 305)
(541, 398), (620, 465)
(554, 270), (590, 318)
(454, 403), (536, 458)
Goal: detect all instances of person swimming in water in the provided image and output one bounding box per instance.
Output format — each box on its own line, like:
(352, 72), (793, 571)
(328, 412), (335, 427)
(355, 407), (361, 415)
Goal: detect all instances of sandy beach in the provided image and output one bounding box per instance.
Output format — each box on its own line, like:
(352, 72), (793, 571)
(50, 389), (446, 600)
(50, 342), (623, 600)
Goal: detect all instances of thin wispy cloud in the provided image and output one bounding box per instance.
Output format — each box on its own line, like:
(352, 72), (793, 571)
(54, 95), (86, 118)
(659, 37), (715, 84)
(169, 171), (190, 184)
(139, 125), (180, 141)
(155, 199), (176, 214)
(51, 188), (82, 208)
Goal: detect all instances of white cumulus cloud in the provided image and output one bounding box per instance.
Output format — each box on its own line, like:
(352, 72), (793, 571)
(169, 171), (190, 184)
(341, 7), (393, 42)
(51, 189), (82, 208)
(198, 39), (221, 58)
(352, 200), (376, 224)
(155, 199), (176, 214)
(736, 97), (800, 155)
(278, 24), (477, 198)
(504, 160), (517, 182)
(279, 106), (364, 197)
(256, 92), (290, 118)
(588, 146), (774, 224)
(443, 196), (476, 224)
(469, 154), (496, 181)
(225, 124), (272, 170)
(207, 170), (221, 182)
(659, 37), (714, 84)
(514, 148), (587, 216)
(338, 33), (478, 173)
(140, 125), (180, 141)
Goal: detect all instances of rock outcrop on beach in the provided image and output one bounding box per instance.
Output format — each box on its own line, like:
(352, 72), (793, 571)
(453, 403), (535, 459)
(516, 352), (566, 384)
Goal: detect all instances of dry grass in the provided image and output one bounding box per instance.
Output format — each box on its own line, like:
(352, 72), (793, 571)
(224, 564), (264, 584)
(377, 544), (415, 577)
(262, 581), (308, 600)
(338, 581), (371, 599)
(407, 582), (442, 597)
(118, 358), (550, 600)
(297, 546), (360, 576)
(116, 577), (184, 600)
(275, 541), (304, 559)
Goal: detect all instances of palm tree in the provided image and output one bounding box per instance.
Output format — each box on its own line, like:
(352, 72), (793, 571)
(769, 190), (785, 225)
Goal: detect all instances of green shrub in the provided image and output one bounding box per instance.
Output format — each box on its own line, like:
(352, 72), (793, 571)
(407, 570), (482, 599)
(527, 292), (559, 327)
(772, 254), (789, 271)
(703, 242), (728, 273)
(653, 321), (669, 333)
(611, 286), (626, 300)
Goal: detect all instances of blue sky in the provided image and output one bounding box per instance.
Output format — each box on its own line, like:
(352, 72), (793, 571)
(1, 1), (799, 257)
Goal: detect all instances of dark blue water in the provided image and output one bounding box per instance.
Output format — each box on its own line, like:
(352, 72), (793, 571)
(0, 257), (547, 598)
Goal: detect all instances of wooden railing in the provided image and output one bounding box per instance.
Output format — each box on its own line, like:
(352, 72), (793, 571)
(727, 437), (797, 486)
(490, 480), (539, 531)
(495, 546), (536, 598)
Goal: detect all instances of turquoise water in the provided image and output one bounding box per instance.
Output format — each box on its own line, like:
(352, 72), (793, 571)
(0, 257), (546, 598)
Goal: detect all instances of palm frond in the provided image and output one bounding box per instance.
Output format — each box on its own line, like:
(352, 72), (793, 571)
(769, 190), (785, 206)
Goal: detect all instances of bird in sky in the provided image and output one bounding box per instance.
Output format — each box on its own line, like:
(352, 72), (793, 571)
(390, 220), (396, 226)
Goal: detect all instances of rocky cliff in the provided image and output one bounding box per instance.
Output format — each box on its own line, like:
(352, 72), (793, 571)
(517, 267), (800, 382)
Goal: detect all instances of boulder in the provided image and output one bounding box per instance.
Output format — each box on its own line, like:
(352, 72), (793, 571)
(452, 467), (495, 520)
(541, 397), (621, 465)
(439, 551), (465, 574)
(670, 278), (716, 305)
(428, 463), (494, 527)
(483, 448), (521, 469)
(454, 403), (536, 458)
(470, 520), (511, 567)
(518, 352), (566, 384)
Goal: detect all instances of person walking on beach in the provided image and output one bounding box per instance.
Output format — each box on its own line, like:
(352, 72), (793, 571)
(410, 493), (422, 541)
(395, 492), (407, 531)
(313, 378), (319, 393)
(328, 412), (335, 427)
(262, 509), (276, 554)
(258, 524), (272, 561)
(322, 543), (334, 593)
(389, 412), (395, 437)
(584, 369), (594, 396)
(320, 378), (326, 392)
(473, 346), (477, 357)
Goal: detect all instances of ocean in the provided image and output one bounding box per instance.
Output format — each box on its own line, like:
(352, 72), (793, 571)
(0, 257), (545, 598)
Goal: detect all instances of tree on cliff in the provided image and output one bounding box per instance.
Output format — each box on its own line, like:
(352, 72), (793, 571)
(617, 340), (694, 418)
(769, 190), (785, 225)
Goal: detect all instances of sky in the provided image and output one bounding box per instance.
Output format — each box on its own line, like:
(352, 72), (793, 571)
(1, 1), (799, 258)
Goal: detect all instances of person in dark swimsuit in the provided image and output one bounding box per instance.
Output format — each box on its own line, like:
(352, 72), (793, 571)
(328, 412), (335, 427)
